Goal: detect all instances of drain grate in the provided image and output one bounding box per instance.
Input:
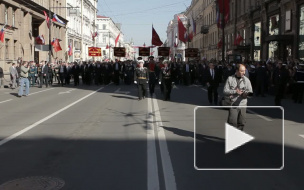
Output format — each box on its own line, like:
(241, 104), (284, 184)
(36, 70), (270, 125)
(0, 176), (65, 190)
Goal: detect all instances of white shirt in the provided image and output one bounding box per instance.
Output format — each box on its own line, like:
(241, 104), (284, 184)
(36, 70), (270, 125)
(210, 69), (214, 79)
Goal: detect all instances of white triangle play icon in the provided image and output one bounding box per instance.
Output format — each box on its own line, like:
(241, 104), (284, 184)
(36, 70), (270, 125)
(225, 123), (255, 154)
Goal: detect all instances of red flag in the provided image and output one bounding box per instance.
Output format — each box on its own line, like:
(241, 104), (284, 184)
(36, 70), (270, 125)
(43, 11), (50, 28)
(0, 27), (4, 43)
(115, 33), (120, 47)
(217, 0), (230, 24)
(177, 16), (187, 43)
(234, 33), (244, 46)
(35, 35), (45, 45)
(217, 38), (222, 49)
(52, 38), (62, 52)
(152, 25), (163, 46)
(106, 44), (109, 49)
(68, 42), (73, 56)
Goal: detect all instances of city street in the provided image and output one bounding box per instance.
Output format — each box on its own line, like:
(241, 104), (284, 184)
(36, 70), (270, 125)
(0, 83), (303, 190)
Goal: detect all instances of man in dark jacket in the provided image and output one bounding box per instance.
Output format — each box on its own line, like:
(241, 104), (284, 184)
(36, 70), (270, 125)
(255, 62), (267, 97)
(273, 62), (289, 106)
(206, 62), (221, 105)
(0, 66), (4, 88)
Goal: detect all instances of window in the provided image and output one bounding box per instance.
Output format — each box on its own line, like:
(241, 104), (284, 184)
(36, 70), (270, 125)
(12, 9), (15, 27)
(5, 5), (8, 24)
(269, 14), (279, 35)
(5, 39), (9, 59)
(299, 5), (304, 60)
(103, 24), (106, 30)
(14, 40), (17, 59)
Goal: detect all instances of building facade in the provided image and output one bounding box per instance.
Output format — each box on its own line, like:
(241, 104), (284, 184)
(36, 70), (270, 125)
(0, 0), (67, 74)
(166, 14), (187, 62)
(181, 0), (304, 62)
(96, 15), (124, 61)
(67, 0), (98, 62)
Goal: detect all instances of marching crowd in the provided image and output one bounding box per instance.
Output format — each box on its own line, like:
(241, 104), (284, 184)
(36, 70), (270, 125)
(1, 56), (304, 105)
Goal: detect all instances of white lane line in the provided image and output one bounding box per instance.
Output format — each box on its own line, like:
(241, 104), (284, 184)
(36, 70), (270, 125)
(201, 88), (207, 92)
(0, 99), (13, 104)
(147, 96), (160, 190)
(299, 135), (304, 139)
(247, 109), (273, 122)
(0, 87), (104, 147)
(28, 88), (55, 96)
(152, 95), (177, 190)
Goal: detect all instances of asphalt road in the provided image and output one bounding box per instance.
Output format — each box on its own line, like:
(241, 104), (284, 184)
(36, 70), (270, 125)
(0, 82), (303, 190)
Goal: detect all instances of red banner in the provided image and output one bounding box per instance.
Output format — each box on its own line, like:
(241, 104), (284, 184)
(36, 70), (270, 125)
(88, 47), (101, 56)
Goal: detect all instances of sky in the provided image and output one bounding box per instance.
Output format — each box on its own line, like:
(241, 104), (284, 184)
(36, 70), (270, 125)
(97, 0), (192, 47)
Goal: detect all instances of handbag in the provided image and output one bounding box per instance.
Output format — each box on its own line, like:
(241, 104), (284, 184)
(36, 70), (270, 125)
(220, 96), (233, 106)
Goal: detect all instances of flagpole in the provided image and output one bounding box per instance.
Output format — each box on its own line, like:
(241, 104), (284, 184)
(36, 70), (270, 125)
(49, 0), (52, 64)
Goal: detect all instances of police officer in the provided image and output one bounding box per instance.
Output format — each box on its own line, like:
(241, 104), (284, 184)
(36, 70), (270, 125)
(159, 60), (172, 101)
(293, 63), (304, 104)
(134, 59), (148, 100)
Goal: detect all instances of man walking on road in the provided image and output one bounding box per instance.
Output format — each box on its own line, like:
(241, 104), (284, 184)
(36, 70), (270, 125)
(18, 61), (30, 97)
(223, 64), (253, 131)
(206, 62), (220, 105)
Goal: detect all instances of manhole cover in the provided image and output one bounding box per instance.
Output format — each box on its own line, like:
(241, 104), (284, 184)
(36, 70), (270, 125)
(0, 176), (65, 190)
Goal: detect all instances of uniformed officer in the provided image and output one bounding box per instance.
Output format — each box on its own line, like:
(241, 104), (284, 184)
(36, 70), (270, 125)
(159, 60), (172, 101)
(134, 59), (148, 100)
(147, 56), (157, 96)
(293, 63), (304, 104)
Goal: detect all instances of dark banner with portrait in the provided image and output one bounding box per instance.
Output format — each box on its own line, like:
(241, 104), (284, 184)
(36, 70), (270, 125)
(158, 47), (170, 56)
(139, 47), (150, 56)
(114, 47), (126, 57)
(185, 48), (199, 57)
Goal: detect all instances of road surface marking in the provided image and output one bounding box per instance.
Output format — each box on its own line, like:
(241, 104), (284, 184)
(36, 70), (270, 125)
(300, 135), (304, 139)
(58, 89), (76, 95)
(152, 95), (177, 190)
(0, 87), (104, 147)
(0, 99), (13, 104)
(147, 96), (160, 190)
(201, 88), (207, 92)
(247, 109), (273, 122)
(114, 88), (130, 94)
(28, 88), (55, 96)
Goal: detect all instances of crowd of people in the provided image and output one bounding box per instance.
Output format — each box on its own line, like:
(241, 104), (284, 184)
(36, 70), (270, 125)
(2, 56), (303, 105)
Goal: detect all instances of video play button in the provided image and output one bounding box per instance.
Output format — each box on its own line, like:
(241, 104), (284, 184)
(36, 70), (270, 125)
(225, 123), (255, 154)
